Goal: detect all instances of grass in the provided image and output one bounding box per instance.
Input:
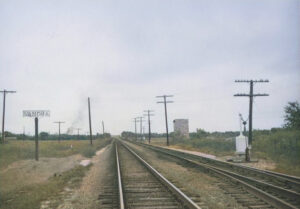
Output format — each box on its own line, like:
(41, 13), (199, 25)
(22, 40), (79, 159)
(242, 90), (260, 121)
(0, 138), (111, 169)
(149, 131), (300, 176)
(0, 138), (111, 209)
(252, 130), (300, 176)
(149, 137), (235, 157)
(0, 165), (90, 209)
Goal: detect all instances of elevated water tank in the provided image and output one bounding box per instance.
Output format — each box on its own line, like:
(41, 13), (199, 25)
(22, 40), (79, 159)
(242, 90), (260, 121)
(173, 119), (189, 138)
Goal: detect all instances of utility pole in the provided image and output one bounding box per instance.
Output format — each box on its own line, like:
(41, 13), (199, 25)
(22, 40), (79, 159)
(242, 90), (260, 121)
(35, 117), (39, 160)
(54, 121), (65, 142)
(88, 97), (93, 145)
(136, 117), (145, 141)
(133, 118), (138, 141)
(23, 126), (25, 141)
(144, 110), (154, 144)
(156, 95), (174, 146)
(76, 128), (81, 140)
(0, 89), (16, 143)
(234, 79), (269, 161)
(102, 121), (105, 135)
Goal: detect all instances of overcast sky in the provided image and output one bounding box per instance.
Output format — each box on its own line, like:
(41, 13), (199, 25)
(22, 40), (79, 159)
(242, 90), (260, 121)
(0, 0), (299, 135)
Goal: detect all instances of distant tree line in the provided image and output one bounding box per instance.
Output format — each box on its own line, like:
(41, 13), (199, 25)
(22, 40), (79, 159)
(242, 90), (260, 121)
(0, 131), (111, 141)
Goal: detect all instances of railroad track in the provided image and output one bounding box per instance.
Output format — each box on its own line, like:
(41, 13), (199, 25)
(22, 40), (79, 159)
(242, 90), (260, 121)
(124, 140), (300, 209)
(101, 140), (201, 209)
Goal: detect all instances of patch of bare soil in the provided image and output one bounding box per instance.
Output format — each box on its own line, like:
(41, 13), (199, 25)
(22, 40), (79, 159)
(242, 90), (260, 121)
(0, 154), (85, 193)
(127, 142), (247, 209)
(52, 144), (114, 209)
(167, 146), (217, 159)
(238, 159), (276, 170)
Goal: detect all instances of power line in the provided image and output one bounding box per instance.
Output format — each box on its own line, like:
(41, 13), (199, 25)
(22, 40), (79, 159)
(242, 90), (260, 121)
(156, 95), (174, 146)
(144, 110), (154, 144)
(234, 79), (269, 161)
(54, 121), (65, 142)
(0, 89), (16, 143)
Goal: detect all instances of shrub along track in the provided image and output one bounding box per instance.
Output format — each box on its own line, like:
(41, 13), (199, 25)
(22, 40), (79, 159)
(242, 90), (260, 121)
(125, 140), (300, 209)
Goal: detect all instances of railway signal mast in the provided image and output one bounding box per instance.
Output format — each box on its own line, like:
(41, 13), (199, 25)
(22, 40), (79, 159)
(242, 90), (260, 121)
(234, 79), (269, 161)
(0, 89), (16, 143)
(156, 95), (174, 146)
(144, 110), (154, 144)
(239, 113), (247, 135)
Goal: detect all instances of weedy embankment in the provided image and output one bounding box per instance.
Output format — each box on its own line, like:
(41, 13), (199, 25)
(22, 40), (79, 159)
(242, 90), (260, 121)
(0, 138), (111, 209)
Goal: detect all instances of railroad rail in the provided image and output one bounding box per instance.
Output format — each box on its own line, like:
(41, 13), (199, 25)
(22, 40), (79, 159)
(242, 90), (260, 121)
(114, 140), (201, 209)
(125, 140), (300, 209)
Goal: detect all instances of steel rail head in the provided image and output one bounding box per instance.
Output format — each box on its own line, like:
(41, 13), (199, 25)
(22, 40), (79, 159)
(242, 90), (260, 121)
(119, 140), (201, 209)
(115, 143), (125, 209)
(137, 140), (300, 185)
(129, 141), (299, 209)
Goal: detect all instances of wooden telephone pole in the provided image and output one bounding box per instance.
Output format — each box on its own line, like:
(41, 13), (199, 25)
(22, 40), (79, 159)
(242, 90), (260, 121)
(234, 79), (269, 161)
(133, 118), (138, 141)
(76, 128), (81, 140)
(88, 97), (93, 145)
(102, 121), (105, 135)
(54, 121), (65, 142)
(0, 89), (16, 143)
(144, 110), (154, 144)
(156, 95), (174, 146)
(136, 117), (145, 141)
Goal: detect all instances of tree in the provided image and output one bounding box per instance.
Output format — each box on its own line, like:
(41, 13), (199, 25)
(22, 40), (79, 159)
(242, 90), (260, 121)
(189, 128), (209, 138)
(40, 132), (49, 140)
(284, 101), (300, 130)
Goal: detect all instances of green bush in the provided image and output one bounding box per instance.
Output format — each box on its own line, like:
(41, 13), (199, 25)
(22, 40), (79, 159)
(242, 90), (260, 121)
(253, 130), (300, 164)
(171, 137), (235, 156)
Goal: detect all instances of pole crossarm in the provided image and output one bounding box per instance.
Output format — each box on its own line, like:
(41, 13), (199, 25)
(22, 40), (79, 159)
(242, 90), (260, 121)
(234, 94), (250, 97)
(157, 101), (174, 103)
(234, 94), (269, 97)
(156, 95), (173, 98)
(235, 79), (269, 83)
(0, 90), (17, 93)
(253, 94), (269, 96)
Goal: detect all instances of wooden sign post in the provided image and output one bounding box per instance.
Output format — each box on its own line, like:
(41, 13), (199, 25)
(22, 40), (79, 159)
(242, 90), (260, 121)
(23, 110), (50, 161)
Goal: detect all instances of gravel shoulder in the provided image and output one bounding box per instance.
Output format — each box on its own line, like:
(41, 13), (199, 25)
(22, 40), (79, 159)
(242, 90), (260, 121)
(160, 145), (276, 171)
(55, 143), (115, 209)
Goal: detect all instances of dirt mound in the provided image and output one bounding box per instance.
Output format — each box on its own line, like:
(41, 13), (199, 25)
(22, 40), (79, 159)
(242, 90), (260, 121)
(0, 154), (85, 193)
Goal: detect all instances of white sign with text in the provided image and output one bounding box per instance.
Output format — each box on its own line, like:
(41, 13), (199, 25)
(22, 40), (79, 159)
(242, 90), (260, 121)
(23, 110), (50, 118)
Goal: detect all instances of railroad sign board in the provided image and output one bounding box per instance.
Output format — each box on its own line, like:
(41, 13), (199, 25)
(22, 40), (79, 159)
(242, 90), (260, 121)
(23, 110), (50, 118)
